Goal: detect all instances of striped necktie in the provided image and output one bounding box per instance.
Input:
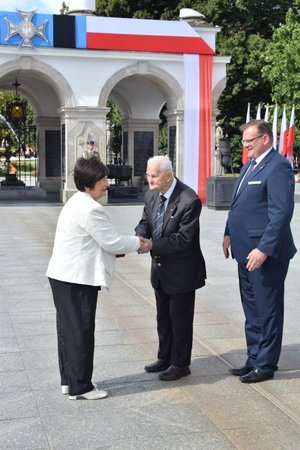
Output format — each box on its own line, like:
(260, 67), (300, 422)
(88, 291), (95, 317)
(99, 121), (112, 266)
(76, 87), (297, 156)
(152, 194), (167, 239)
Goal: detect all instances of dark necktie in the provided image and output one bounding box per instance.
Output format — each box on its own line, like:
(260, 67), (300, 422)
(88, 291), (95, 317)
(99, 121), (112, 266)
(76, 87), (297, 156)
(152, 194), (167, 239)
(237, 159), (257, 194)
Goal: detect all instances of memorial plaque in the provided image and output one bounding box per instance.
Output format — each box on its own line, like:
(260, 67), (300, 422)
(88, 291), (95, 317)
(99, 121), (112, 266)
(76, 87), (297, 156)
(45, 130), (61, 177)
(134, 131), (153, 176)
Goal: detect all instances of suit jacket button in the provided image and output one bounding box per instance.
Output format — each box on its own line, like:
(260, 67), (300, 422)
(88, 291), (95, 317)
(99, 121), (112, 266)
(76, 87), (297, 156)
(157, 263), (161, 267)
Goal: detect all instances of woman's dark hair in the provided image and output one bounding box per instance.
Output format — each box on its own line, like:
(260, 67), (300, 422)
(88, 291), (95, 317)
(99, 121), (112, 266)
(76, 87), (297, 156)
(74, 157), (109, 192)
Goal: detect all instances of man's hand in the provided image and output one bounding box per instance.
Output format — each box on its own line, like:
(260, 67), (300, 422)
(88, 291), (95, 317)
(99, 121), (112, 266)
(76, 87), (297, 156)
(246, 248), (267, 271)
(138, 237), (152, 254)
(222, 235), (231, 259)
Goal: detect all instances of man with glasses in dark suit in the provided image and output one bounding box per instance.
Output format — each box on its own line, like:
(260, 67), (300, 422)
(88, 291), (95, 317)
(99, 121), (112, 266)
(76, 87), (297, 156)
(223, 120), (297, 383)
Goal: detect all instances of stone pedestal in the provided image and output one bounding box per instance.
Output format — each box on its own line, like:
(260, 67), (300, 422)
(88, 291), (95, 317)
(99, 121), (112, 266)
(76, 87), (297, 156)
(206, 176), (236, 210)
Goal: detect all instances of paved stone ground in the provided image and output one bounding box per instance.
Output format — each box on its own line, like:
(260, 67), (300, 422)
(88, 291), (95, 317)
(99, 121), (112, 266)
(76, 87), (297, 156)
(0, 184), (300, 449)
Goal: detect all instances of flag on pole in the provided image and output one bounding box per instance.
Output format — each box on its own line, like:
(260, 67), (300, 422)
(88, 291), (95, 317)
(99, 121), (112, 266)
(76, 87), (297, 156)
(284, 105), (295, 167)
(272, 104), (278, 150)
(242, 103), (251, 164)
(246, 103), (251, 123)
(278, 106), (287, 155)
(264, 104), (269, 122)
(256, 103), (261, 120)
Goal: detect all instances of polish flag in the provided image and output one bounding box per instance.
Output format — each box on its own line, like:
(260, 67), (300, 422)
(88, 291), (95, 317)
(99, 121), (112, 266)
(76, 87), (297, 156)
(264, 104), (269, 122)
(85, 16), (214, 55)
(278, 106), (287, 155)
(242, 103), (251, 164)
(272, 104), (278, 150)
(256, 103), (261, 120)
(284, 106), (295, 167)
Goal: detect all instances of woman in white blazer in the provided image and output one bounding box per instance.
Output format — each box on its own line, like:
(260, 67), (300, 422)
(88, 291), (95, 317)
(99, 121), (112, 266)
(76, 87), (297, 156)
(47, 157), (146, 400)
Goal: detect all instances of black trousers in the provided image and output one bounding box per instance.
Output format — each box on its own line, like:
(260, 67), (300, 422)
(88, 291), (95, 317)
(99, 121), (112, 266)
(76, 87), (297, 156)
(49, 278), (99, 396)
(154, 283), (195, 367)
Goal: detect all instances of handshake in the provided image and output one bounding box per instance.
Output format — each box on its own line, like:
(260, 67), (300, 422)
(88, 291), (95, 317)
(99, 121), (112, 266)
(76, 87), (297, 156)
(137, 236), (152, 254)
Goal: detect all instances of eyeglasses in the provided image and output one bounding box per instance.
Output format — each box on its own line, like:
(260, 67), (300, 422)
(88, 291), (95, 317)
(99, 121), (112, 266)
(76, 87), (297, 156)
(241, 134), (264, 145)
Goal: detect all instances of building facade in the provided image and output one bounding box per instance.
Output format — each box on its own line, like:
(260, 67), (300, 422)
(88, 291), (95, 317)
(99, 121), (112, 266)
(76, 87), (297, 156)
(0, 4), (230, 202)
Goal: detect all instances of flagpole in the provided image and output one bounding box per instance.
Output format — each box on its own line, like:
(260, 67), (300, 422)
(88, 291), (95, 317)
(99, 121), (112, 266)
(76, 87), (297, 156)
(272, 104), (278, 150)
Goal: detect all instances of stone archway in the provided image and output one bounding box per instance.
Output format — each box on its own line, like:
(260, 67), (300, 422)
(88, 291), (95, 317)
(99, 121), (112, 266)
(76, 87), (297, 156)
(0, 57), (76, 197)
(99, 62), (184, 190)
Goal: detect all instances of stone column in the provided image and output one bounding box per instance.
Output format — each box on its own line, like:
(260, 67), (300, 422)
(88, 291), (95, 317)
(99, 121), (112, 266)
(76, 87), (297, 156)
(58, 106), (109, 202)
(164, 109), (184, 178)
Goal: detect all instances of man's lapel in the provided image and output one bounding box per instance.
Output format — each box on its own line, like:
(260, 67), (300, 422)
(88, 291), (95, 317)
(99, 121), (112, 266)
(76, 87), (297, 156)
(162, 182), (182, 231)
(233, 149), (276, 201)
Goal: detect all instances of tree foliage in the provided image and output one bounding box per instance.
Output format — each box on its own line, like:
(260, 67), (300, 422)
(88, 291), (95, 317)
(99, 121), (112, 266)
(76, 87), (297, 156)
(261, 1), (300, 150)
(262, 4), (300, 107)
(95, 0), (204, 19)
(200, 0), (295, 169)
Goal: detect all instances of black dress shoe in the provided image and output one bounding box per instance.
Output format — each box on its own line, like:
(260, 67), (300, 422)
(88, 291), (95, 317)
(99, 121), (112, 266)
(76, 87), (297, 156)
(158, 365), (191, 381)
(229, 365), (253, 377)
(144, 359), (170, 373)
(240, 368), (274, 383)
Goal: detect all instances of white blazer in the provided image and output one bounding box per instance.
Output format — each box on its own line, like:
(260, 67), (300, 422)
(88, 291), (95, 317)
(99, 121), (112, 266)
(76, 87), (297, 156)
(46, 191), (140, 290)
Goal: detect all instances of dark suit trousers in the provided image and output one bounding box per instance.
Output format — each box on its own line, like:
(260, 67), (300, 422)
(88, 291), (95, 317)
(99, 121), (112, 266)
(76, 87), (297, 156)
(154, 283), (195, 367)
(49, 278), (99, 396)
(238, 261), (289, 373)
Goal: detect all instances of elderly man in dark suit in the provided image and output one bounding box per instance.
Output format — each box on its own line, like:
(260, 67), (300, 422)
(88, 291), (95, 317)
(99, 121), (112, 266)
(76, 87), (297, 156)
(135, 155), (206, 381)
(223, 119), (297, 383)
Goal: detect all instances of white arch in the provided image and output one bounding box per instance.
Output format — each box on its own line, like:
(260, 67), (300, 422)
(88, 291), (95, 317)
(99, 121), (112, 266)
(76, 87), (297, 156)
(212, 77), (227, 112)
(0, 56), (76, 115)
(99, 61), (184, 111)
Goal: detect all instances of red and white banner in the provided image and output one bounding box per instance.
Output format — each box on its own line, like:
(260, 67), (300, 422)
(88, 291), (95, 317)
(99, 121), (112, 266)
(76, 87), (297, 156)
(86, 16), (214, 55)
(183, 54), (213, 198)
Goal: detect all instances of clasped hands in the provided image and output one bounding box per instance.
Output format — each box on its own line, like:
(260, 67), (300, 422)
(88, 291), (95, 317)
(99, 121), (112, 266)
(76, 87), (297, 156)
(138, 236), (152, 254)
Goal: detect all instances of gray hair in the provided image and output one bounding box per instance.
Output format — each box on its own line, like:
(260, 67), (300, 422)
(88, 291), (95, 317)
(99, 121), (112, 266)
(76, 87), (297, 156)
(147, 155), (173, 174)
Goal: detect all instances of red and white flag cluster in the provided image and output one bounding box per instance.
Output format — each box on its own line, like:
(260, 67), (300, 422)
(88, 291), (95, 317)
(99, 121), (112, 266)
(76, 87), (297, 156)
(282, 105), (295, 167)
(242, 104), (295, 167)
